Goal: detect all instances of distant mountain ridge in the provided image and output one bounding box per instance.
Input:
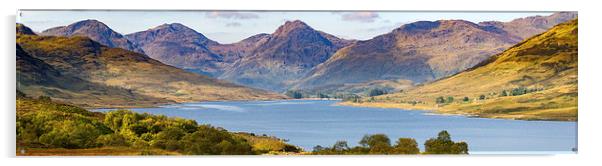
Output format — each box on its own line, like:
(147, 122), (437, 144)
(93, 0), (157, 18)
(40, 19), (145, 54)
(293, 12), (577, 94)
(36, 12), (576, 94)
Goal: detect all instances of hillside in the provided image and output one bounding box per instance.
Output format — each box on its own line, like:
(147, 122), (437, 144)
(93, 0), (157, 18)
(345, 19), (578, 121)
(17, 43), (166, 108)
(17, 25), (285, 108)
(40, 19), (144, 54)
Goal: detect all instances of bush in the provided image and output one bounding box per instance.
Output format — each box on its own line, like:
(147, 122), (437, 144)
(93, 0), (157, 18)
(96, 133), (129, 147)
(38, 120), (104, 149)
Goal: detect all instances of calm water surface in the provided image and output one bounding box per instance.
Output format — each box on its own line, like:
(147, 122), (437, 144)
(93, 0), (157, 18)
(94, 100), (576, 154)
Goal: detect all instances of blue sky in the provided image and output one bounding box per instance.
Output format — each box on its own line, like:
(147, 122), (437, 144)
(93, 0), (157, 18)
(18, 10), (554, 44)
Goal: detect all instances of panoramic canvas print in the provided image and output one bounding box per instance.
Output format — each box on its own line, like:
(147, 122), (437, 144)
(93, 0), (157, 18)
(16, 10), (577, 155)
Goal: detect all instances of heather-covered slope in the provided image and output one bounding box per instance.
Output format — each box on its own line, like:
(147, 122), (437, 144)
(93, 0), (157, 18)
(346, 19), (578, 121)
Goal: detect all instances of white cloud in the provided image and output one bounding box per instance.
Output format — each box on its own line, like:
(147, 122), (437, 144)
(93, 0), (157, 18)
(206, 12), (260, 19)
(340, 12), (380, 23)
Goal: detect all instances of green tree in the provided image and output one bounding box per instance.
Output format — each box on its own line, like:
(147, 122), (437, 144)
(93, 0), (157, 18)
(463, 96), (470, 102)
(359, 134), (391, 148)
(479, 95), (486, 100)
(393, 138), (419, 154)
(424, 130), (468, 154)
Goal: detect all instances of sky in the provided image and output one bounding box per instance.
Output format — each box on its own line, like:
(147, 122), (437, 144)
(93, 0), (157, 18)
(17, 10), (554, 44)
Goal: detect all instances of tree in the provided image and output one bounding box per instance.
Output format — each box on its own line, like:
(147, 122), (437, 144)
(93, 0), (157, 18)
(437, 130), (451, 142)
(463, 96), (469, 102)
(285, 90), (303, 99)
(479, 95), (486, 100)
(393, 138), (419, 154)
(359, 134), (391, 148)
(312, 145), (325, 153)
(368, 88), (386, 97)
(436, 96), (446, 104)
(332, 140), (350, 152)
(317, 92), (329, 99)
(424, 130), (468, 154)
(38, 120), (105, 149)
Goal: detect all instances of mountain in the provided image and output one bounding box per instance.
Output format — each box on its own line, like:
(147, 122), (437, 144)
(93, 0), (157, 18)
(295, 20), (518, 91)
(294, 12), (577, 94)
(17, 25), (285, 108)
(125, 23), (228, 76)
(348, 19), (578, 121)
(218, 20), (353, 91)
(40, 19), (145, 54)
(479, 12), (577, 39)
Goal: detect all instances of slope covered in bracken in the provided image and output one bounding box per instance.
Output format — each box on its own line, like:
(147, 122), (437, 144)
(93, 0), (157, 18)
(347, 19), (578, 121)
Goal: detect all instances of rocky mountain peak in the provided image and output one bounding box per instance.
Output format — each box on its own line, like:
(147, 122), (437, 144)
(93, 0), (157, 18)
(273, 20), (313, 36)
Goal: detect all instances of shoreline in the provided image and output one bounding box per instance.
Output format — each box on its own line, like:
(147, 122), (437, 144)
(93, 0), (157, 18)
(338, 102), (576, 122)
(86, 98), (339, 110)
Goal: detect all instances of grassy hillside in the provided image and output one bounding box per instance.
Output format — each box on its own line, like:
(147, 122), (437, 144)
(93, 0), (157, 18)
(345, 19), (578, 121)
(16, 93), (299, 156)
(16, 30), (285, 108)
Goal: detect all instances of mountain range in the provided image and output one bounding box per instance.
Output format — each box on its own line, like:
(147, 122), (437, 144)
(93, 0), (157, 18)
(17, 24), (284, 108)
(348, 19), (578, 121)
(32, 12), (576, 94)
(294, 12), (577, 92)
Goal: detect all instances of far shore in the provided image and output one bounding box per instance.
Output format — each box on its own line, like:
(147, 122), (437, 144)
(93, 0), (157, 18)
(85, 97), (341, 110)
(338, 101), (576, 122)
